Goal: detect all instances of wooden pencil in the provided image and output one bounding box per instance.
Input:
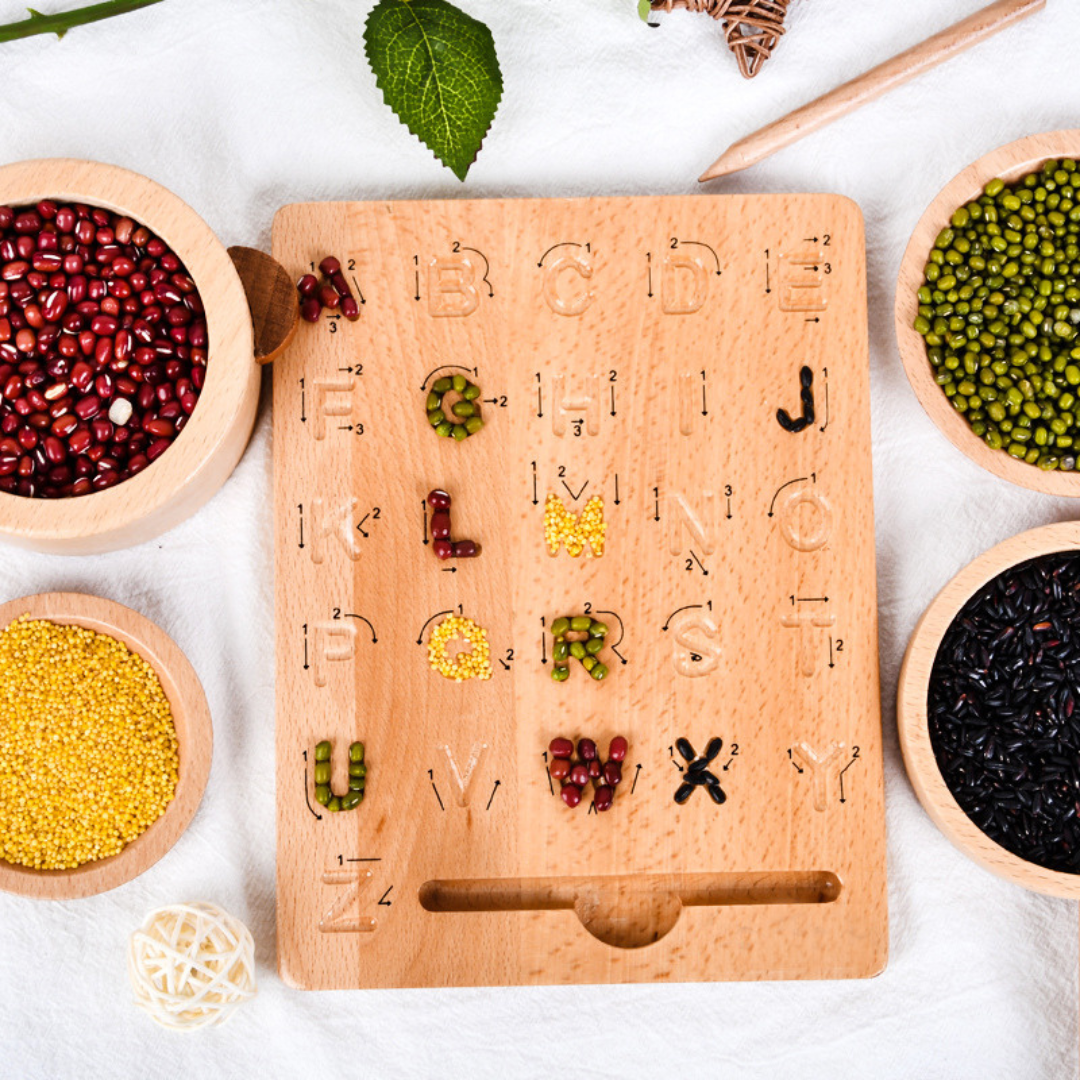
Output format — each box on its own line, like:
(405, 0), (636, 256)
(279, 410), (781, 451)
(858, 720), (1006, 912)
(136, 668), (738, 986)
(699, 0), (1046, 182)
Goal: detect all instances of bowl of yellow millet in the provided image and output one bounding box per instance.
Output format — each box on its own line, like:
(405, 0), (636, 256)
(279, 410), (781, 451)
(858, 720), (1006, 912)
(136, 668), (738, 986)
(0, 592), (211, 899)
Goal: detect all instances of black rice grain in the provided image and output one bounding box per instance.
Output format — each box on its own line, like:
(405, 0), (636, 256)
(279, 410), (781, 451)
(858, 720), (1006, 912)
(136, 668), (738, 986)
(929, 550), (1080, 874)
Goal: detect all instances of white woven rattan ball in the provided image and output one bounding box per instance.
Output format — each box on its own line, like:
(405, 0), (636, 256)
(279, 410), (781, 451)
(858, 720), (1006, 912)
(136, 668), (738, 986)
(128, 902), (256, 1031)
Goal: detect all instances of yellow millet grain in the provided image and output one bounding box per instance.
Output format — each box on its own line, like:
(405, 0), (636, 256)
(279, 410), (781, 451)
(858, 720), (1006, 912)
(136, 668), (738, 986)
(0, 616), (179, 870)
(427, 615), (493, 682)
(544, 493), (606, 558)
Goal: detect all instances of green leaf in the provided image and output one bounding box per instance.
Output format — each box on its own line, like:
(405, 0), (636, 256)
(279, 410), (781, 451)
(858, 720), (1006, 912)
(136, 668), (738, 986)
(364, 0), (502, 182)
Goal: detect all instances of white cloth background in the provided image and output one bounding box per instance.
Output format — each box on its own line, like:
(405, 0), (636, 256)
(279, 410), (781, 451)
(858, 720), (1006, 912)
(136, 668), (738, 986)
(0, 0), (1077, 1075)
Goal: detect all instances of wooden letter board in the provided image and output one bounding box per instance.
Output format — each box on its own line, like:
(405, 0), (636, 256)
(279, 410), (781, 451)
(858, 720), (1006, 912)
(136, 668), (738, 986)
(272, 194), (887, 989)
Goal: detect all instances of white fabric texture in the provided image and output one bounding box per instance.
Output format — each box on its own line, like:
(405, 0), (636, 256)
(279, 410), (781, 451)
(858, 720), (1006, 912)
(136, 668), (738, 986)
(0, 0), (1077, 1075)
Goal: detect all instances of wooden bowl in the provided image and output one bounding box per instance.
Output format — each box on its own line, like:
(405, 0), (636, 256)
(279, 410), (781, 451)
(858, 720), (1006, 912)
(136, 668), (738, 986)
(0, 592), (212, 900)
(895, 130), (1080, 497)
(0, 159), (259, 553)
(898, 521), (1080, 898)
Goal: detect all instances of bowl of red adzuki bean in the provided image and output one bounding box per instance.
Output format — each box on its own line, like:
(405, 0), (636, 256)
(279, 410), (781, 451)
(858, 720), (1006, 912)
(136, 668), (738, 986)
(898, 520), (1080, 899)
(0, 159), (259, 553)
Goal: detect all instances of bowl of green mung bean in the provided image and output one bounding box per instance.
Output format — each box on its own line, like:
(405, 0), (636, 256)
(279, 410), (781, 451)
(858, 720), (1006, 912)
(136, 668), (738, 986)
(896, 130), (1080, 496)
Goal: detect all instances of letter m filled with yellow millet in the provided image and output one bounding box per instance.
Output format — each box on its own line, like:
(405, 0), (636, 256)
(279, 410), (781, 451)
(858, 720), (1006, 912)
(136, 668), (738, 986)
(544, 494), (606, 558)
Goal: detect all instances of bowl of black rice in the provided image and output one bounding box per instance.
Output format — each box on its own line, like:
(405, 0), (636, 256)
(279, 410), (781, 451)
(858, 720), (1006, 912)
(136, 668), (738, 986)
(898, 521), (1080, 897)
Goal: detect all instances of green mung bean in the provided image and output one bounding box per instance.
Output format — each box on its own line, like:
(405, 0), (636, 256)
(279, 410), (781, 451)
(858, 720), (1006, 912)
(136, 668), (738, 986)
(312, 741), (366, 812)
(914, 158), (1080, 471)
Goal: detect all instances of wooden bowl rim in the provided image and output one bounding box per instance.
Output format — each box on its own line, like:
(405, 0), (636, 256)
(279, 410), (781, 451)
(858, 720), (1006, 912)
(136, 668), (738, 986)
(895, 129), (1080, 497)
(897, 521), (1080, 897)
(0, 158), (254, 543)
(0, 592), (212, 899)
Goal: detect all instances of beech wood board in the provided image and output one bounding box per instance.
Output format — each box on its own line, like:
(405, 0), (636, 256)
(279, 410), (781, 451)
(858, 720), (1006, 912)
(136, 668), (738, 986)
(272, 194), (887, 989)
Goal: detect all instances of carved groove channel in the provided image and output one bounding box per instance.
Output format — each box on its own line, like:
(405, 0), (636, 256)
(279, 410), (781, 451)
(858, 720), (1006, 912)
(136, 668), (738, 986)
(418, 870), (840, 949)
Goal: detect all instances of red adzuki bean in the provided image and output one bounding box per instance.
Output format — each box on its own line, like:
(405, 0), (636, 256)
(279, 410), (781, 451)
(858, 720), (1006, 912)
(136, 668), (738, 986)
(430, 511), (451, 540)
(425, 487), (481, 560)
(450, 540), (480, 558)
(549, 734), (629, 813)
(549, 738), (574, 759)
(549, 758), (571, 781)
(329, 270), (360, 322)
(0, 200), (208, 498)
(297, 254), (362, 323)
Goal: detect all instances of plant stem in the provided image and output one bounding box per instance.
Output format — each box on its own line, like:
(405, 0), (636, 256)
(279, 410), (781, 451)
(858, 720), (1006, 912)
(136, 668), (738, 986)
(0, 0), (164, 43)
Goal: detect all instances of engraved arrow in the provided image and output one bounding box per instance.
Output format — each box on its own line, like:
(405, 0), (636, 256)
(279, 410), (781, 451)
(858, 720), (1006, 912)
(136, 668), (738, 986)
(343, 614), (377, 643)
(538, 241), (582, 267)
(417, 610), (454, 645)
(678, 240), (722, 275)
(662, 604), (703, 631)
(839, 754), (858, 804)
(303, 762), (322, 820)
(595, 609), (626, 662)
(420, 364), (476, 391)
(459, 247), (493, 297)
(768, 476), (810, 517)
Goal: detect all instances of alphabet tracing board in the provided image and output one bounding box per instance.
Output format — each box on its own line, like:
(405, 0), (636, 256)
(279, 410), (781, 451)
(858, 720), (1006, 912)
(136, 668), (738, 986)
(272, 194), (887, 989)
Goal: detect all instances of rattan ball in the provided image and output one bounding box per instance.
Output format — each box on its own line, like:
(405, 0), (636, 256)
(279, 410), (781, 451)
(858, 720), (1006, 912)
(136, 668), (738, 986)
(128, 902), (257, 1031)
